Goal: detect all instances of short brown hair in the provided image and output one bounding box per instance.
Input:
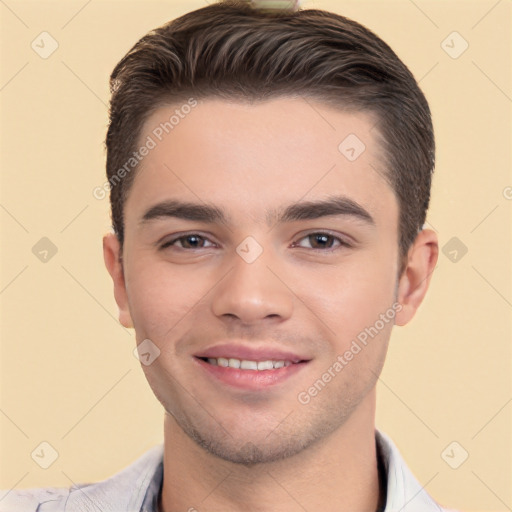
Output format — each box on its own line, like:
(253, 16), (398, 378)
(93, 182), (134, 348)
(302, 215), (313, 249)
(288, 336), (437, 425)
(105, 0), (434, 261)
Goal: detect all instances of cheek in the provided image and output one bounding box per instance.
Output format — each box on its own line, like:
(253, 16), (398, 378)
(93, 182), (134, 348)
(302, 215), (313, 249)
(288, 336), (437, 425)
(124, 258), (208, 341)
(297, 249), (398, 348)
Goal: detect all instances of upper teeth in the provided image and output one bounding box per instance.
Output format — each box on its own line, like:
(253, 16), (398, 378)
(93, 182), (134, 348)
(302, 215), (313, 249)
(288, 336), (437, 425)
(207, 357), (293, 370)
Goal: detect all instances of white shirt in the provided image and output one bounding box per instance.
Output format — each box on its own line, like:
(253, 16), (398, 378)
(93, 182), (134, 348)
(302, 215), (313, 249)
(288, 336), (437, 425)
(0, 430), (459, 511)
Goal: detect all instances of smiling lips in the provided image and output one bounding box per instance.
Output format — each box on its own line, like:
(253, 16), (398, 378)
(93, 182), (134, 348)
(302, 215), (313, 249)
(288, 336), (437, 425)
(194, 343), (311, 389)
(205, 357), (294, 370)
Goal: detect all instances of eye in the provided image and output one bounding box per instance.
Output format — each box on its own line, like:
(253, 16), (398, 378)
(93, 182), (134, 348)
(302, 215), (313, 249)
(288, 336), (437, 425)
(160, 233), (216, 250)
(293, 232), (350, 251)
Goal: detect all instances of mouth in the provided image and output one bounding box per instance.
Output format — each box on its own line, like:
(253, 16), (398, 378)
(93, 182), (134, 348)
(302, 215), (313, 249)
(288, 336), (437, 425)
(197, 356), (305, 370)
(193, 354), (311, 390)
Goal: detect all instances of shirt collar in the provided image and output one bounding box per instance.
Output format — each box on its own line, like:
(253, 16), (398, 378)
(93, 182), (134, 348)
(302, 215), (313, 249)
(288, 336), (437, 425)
(376, 430), (444, 512)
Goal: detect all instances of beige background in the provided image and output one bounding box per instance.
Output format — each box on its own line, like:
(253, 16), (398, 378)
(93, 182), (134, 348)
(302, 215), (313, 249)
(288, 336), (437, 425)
(1, 1), (510, 511)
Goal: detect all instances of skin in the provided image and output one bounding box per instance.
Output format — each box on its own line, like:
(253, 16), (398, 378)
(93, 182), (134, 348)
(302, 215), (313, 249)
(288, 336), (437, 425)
(104, 97), (438, 512)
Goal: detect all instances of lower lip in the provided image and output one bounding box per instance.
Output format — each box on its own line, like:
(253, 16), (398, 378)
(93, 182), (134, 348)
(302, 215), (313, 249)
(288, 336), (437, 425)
(194, 357), (309, 390)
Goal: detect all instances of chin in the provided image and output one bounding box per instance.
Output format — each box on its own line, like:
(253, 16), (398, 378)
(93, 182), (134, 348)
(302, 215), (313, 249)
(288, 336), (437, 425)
(187, 427), (315, 466)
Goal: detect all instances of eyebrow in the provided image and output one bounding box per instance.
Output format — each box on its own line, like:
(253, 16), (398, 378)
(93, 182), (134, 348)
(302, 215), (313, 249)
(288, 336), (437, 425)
(140, 195), (375, 227)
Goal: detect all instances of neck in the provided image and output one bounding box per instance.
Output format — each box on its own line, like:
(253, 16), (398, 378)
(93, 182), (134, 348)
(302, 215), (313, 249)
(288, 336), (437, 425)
(159, 392), (383, 512)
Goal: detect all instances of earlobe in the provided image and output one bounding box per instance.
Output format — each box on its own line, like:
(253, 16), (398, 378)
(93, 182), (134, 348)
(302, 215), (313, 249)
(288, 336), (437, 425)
(103, 233), (134, 329)
(395, 229), (438, 327)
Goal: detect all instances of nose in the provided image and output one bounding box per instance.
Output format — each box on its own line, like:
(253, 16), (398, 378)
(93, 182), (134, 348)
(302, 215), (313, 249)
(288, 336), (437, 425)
(210, 245), (294, 326)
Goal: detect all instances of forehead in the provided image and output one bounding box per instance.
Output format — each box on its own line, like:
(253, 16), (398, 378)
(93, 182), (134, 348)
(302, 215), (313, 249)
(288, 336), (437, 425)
(126, 97), (395, 226)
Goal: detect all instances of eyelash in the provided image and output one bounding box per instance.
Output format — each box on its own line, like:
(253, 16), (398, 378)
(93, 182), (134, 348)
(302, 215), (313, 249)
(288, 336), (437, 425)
(159, 232), (351, 252)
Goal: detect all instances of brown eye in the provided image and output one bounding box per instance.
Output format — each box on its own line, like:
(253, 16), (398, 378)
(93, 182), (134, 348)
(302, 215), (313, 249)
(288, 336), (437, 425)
(294, 232), (349, 251)
(179, 235), (206, 248)
(308, 233), (335, 249)
(160, 234), (215, 250)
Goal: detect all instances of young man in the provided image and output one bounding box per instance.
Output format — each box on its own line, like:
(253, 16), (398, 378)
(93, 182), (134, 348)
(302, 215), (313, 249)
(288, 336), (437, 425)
(1, 1), (458, 511)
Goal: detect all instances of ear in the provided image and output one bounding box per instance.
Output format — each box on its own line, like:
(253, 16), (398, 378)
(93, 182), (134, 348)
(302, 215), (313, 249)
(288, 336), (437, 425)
(103, 233), (134, 328)
(395, 228), (438, 326)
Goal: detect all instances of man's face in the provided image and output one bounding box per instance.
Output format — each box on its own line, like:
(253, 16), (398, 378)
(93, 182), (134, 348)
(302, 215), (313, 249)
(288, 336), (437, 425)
(111, 97), (402, 464)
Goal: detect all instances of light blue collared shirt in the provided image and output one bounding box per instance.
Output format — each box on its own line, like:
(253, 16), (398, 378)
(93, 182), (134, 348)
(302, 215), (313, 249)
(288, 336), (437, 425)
(0, 430), (458, 511)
